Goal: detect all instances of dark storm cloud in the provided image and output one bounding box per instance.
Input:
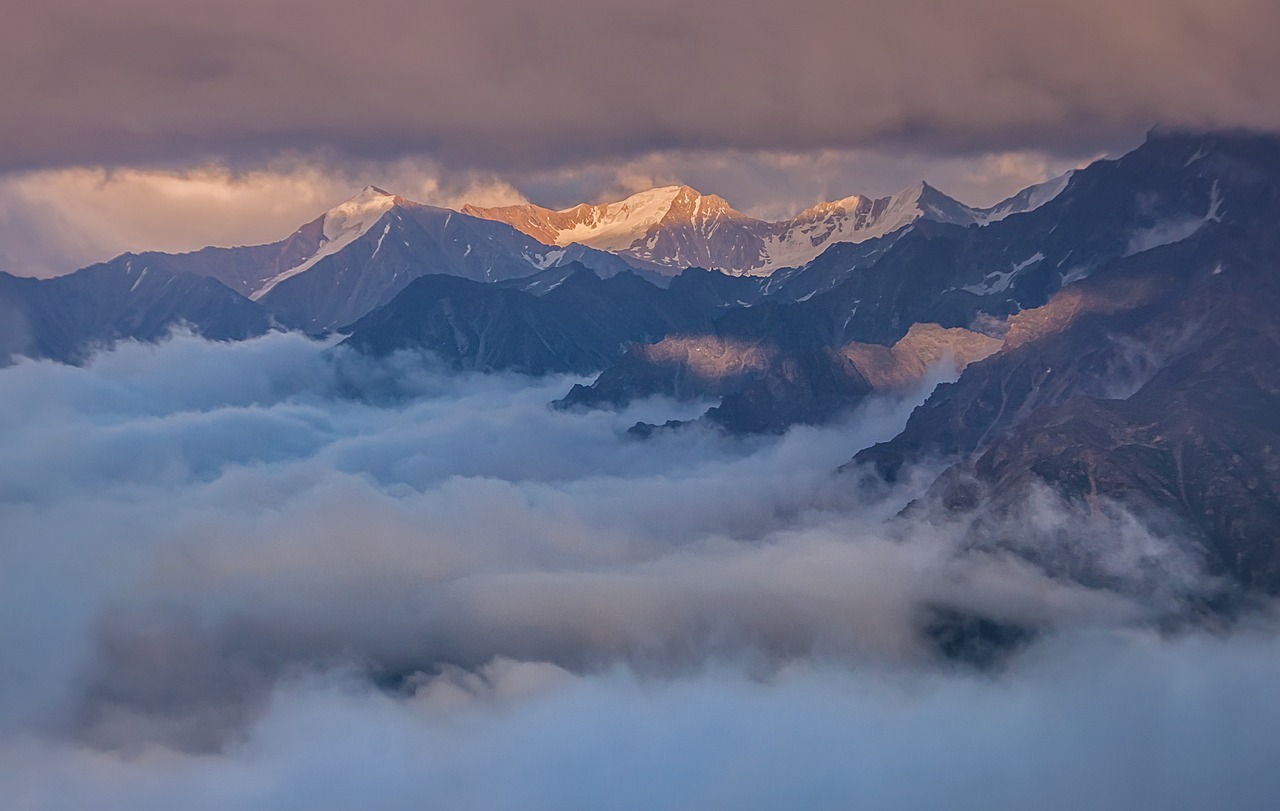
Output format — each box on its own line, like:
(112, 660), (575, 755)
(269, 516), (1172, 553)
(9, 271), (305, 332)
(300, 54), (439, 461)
(4, 0), (1279, 173)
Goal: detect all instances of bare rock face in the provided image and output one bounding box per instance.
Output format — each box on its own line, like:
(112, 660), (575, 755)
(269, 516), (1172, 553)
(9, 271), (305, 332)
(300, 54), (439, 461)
(840, 323), (1002, 389)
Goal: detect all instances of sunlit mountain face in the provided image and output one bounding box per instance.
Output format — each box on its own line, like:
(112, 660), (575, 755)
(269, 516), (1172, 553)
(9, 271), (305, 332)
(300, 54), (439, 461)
(4, 2), (1280, 809)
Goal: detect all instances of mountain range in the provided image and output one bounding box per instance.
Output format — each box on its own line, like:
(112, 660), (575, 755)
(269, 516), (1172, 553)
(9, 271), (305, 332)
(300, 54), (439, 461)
(13, 186), (639, 340)
(465, 176), (1069, 276)
(2, 129), (1278, 603)
(0, 170), (1067, 362)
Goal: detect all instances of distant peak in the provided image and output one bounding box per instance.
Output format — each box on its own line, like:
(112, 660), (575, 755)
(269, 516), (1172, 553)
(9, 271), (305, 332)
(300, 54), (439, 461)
(320, 187), (401, 239)
(596, 184), (712, 209)
(889, 180), (966, 209)
(897, 180), (930, 197)
(326, 186), (402, 220)
(615, 185), (688, 205)
(645, 183), (700, 194)
(345, 185), (398, 203)
(670, 183), (708, 196)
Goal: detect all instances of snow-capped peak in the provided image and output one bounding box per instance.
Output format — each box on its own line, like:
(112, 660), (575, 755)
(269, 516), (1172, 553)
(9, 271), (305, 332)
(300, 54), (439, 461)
(251, 186), (400, 300)
(551, 185), (718, 252)
(319, 186), (399, 243)
(560, 185), (685, 217)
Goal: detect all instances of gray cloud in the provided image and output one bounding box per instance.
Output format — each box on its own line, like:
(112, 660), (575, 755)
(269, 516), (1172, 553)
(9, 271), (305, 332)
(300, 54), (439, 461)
(4, 0), (1278, 175)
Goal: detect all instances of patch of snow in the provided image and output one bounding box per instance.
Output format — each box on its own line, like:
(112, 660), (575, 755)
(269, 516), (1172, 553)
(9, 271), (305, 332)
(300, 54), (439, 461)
(973, 171), (1073, 225)
(1125, 218), (1207, 257)
(370, 223), (390, 260)
(1183, 147), (1209, 167)
(1060, 265), (1091, 286)
(129, 267), (149, 292)
(963, 253), (1042, 296)
(1124, 182), (1224, 257)
(964, 271), (1016, 296)
(527, 248), (566, 269)
(1013, 252), (1045, 273)
(1206, 180), (1223, 222)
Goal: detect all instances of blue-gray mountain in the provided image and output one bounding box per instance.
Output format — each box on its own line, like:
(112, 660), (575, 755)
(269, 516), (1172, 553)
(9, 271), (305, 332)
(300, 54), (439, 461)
(0, 186), (639, 363)
(0, 262), (270, 365)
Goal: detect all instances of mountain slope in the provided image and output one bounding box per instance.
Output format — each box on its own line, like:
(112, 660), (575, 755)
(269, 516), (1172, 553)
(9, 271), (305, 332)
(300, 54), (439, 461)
(254, 197), (638, 331)
(842, 148), (1280, 594)
(0, 263), (271, 365)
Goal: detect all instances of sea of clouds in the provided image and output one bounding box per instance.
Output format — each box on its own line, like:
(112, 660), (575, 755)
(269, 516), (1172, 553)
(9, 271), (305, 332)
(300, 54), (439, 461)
(2, 330), (1278, 809)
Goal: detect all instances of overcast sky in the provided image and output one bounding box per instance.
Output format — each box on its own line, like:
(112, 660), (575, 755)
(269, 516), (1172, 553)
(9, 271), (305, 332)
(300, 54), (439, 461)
(3, 0), (1278, 274)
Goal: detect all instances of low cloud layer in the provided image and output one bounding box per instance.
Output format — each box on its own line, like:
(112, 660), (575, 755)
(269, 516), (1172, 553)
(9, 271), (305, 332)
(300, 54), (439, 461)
(5, 0), (1278, 174)
(0, 332), (1274, 808)
(7, 633), (1280, 811)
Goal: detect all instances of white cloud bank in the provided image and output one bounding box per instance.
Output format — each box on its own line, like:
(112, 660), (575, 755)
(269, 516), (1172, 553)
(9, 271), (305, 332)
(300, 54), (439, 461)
(0, 332), (1275, 808)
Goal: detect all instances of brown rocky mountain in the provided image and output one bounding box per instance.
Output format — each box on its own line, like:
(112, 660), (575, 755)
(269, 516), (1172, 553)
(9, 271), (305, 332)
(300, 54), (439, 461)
(464, 179), (1063, 277)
